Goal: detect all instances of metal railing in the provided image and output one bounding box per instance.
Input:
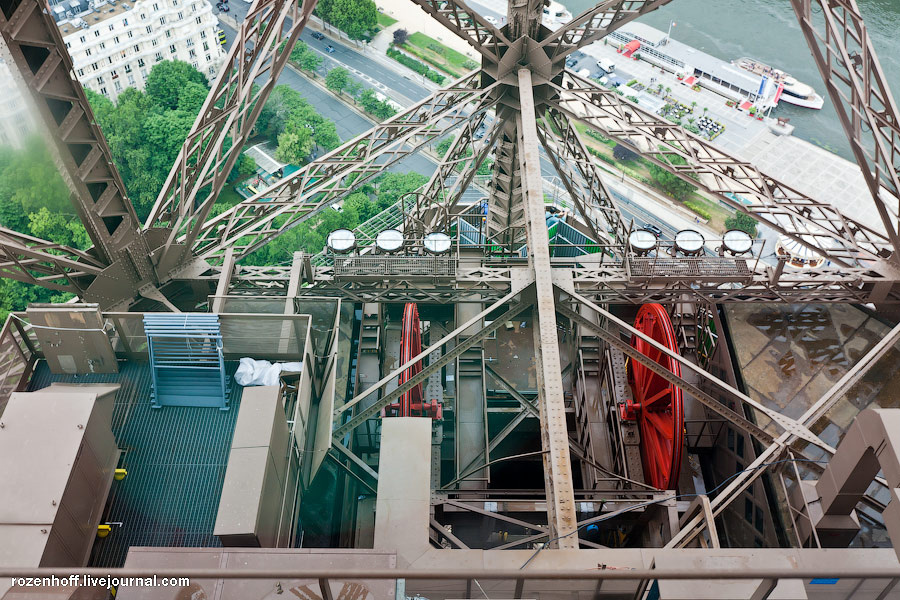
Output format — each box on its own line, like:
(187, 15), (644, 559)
(0, 314), (39, 413)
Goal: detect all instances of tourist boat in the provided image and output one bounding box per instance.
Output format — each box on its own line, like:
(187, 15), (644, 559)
(734, 57), (825, 109)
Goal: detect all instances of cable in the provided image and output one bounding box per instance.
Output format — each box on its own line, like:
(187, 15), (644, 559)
(518, 458), (829, 570)
(9, 312), (108, 333)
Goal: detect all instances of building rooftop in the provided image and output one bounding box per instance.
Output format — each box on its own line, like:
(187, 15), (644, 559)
(55, 0), (134, 36)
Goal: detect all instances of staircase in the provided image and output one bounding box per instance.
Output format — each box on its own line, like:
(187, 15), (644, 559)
(143, 314), (229, 410)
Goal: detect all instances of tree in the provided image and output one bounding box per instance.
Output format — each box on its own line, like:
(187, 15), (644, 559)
(345, 80), (363, 99)
(27, 207), (91, 249)
(228, 154), (257, 183)
(725, 212), (758, 237)
(144, 60), (209, 110)
(325, 67), (350, 95)
(648, 154), (697, 201)
(276, 126), (314, 165)
(328, 0), (377, 40)
(612, 143), (638, 162)
(314, 121), (341, 151)
(177, 81), (209, 114)
(374, 172), (427, 210)
(393, 28), (409, 46)
(291, 41), (323, 73)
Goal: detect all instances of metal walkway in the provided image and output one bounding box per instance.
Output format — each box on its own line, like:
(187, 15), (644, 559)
(28, 360), (244, 567)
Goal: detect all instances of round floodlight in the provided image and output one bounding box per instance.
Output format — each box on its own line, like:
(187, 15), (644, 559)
(675, 229), (705, 255)
(424, 231), (452, 254)
(326, 229), (356, 253)
(629, 229), (657, 253)
(722, 229), (753, 255)
(375, 228), (404, 253)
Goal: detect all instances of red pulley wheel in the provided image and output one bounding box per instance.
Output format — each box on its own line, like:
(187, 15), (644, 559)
(625, 304), (684, 490)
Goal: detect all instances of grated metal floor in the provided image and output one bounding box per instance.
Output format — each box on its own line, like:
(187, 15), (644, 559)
(28, 360), (243, 567)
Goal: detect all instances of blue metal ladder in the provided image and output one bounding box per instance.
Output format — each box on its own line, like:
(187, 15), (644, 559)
(143, 314), (229, 410)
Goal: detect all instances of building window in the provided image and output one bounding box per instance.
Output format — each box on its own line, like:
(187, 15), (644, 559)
(209, 66), (215, 75)
(195, 16), (202, 24)
(177, 11), (183, 20)
(200, 30), (206, 39)
(141, 12), (146, 18)
(123, 18), (128, 25)
(141, 69), (148, 78)
(134, 44), (140, 52)
(124, 64), (132, 73)
(202, 41), (208, 51)
(186, 38), (194, 47)
(108, 23), (114, 31)
(100, 87), (107, 95)
(153, 3), (159, 9)
(146, 26), (152, 34)
(98, 43), (104, 50)
(138, 58), (145, 67)
(192, 61), (198, 69)
(114, 80), (122, 91)
(77, 68), (85, 76)
(169, 44), (177, 54)
(86, 48), (92, 56)
(127, 74), (135, 85)
(107, 57), (113, 64)
(66, 42), (71, 48)
(92, 62), (98, 70)
(188, 49), (196, 58)
(166, 30), (172, 38)
(113, 36), (119, 44)
(205, 54), (210, 62)
(79, 35), (86, 42)
(94, 30), (100, 37)
(155, 52), (163, 61)
(159, 16), (166, 25)
(152, 39), (158, 47)
(97, 76), (104, 84)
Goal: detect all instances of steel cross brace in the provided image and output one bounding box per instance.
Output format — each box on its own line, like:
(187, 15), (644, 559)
(791, 0), (900, 257)
(550, 72), (897, 271)
(406, 0), (511, 61)
(149, 0), (318, 273)
(190, 71), (498, 263)
(0, 228), (107, 295)
(331, 295), (534, 441)
(537, 109), (627, 245)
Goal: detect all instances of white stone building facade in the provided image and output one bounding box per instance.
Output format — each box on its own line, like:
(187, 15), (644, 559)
(54, 0), (226, 103)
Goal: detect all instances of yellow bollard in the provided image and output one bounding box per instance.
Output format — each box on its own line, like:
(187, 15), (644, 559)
(97, 524), (112, 538)
(114, 468), (127, 481)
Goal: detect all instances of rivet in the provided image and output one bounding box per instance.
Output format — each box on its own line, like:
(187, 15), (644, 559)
(77, 424), (83, 429)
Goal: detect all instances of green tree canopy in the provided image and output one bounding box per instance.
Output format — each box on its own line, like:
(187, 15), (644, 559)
(724, 211), (758, 237)
(144, 60), (209, 110)
(648, 154), (697, 201)
(276, 126), (314, 165)
(325, 67), (350, 95)
(318, 0), (377, 40)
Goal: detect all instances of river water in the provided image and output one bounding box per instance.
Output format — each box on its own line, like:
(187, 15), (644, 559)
(560, 0), (900, 161)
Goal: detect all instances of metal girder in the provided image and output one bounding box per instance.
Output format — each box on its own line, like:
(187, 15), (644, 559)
(551, 71), (897, 271)
(537, 109), (626, 245)
(791, 0), (900, 258)
(407, 0), (510, 60)
(507, 0), (544, 39)
(0, 0), (155, 284)
(539, 0), (673, 60)
(486, 106), (527, 244)
(409, 112), (496, 233)
(0, 228), (106, 295)
(188, 71), (497, 263)
(148, 0), (318, 275)
(331, 294), (533, 441)
(518, 68), (578, 549)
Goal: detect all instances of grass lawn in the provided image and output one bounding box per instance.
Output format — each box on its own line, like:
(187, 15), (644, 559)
(376, 13), (397, 28)
(404, 32), (477, 78)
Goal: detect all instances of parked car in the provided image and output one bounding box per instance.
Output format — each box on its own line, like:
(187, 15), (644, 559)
(311, 31), (325, 40)
(485, 15), (498, 25)
(216, 3), (229, 11)
(643, 223), (663, 238)
(565, 56), (578, 68)
(324, 45), (336, 53)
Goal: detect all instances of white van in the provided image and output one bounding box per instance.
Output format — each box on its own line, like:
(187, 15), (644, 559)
(597, 58), (615, 73)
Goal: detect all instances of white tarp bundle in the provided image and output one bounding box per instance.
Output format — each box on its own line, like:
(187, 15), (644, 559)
(234, 357), (303, 387)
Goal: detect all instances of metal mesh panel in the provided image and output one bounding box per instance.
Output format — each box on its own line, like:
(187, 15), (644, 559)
(333, 256), (457, 278)
(629, 257), (753, 279)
